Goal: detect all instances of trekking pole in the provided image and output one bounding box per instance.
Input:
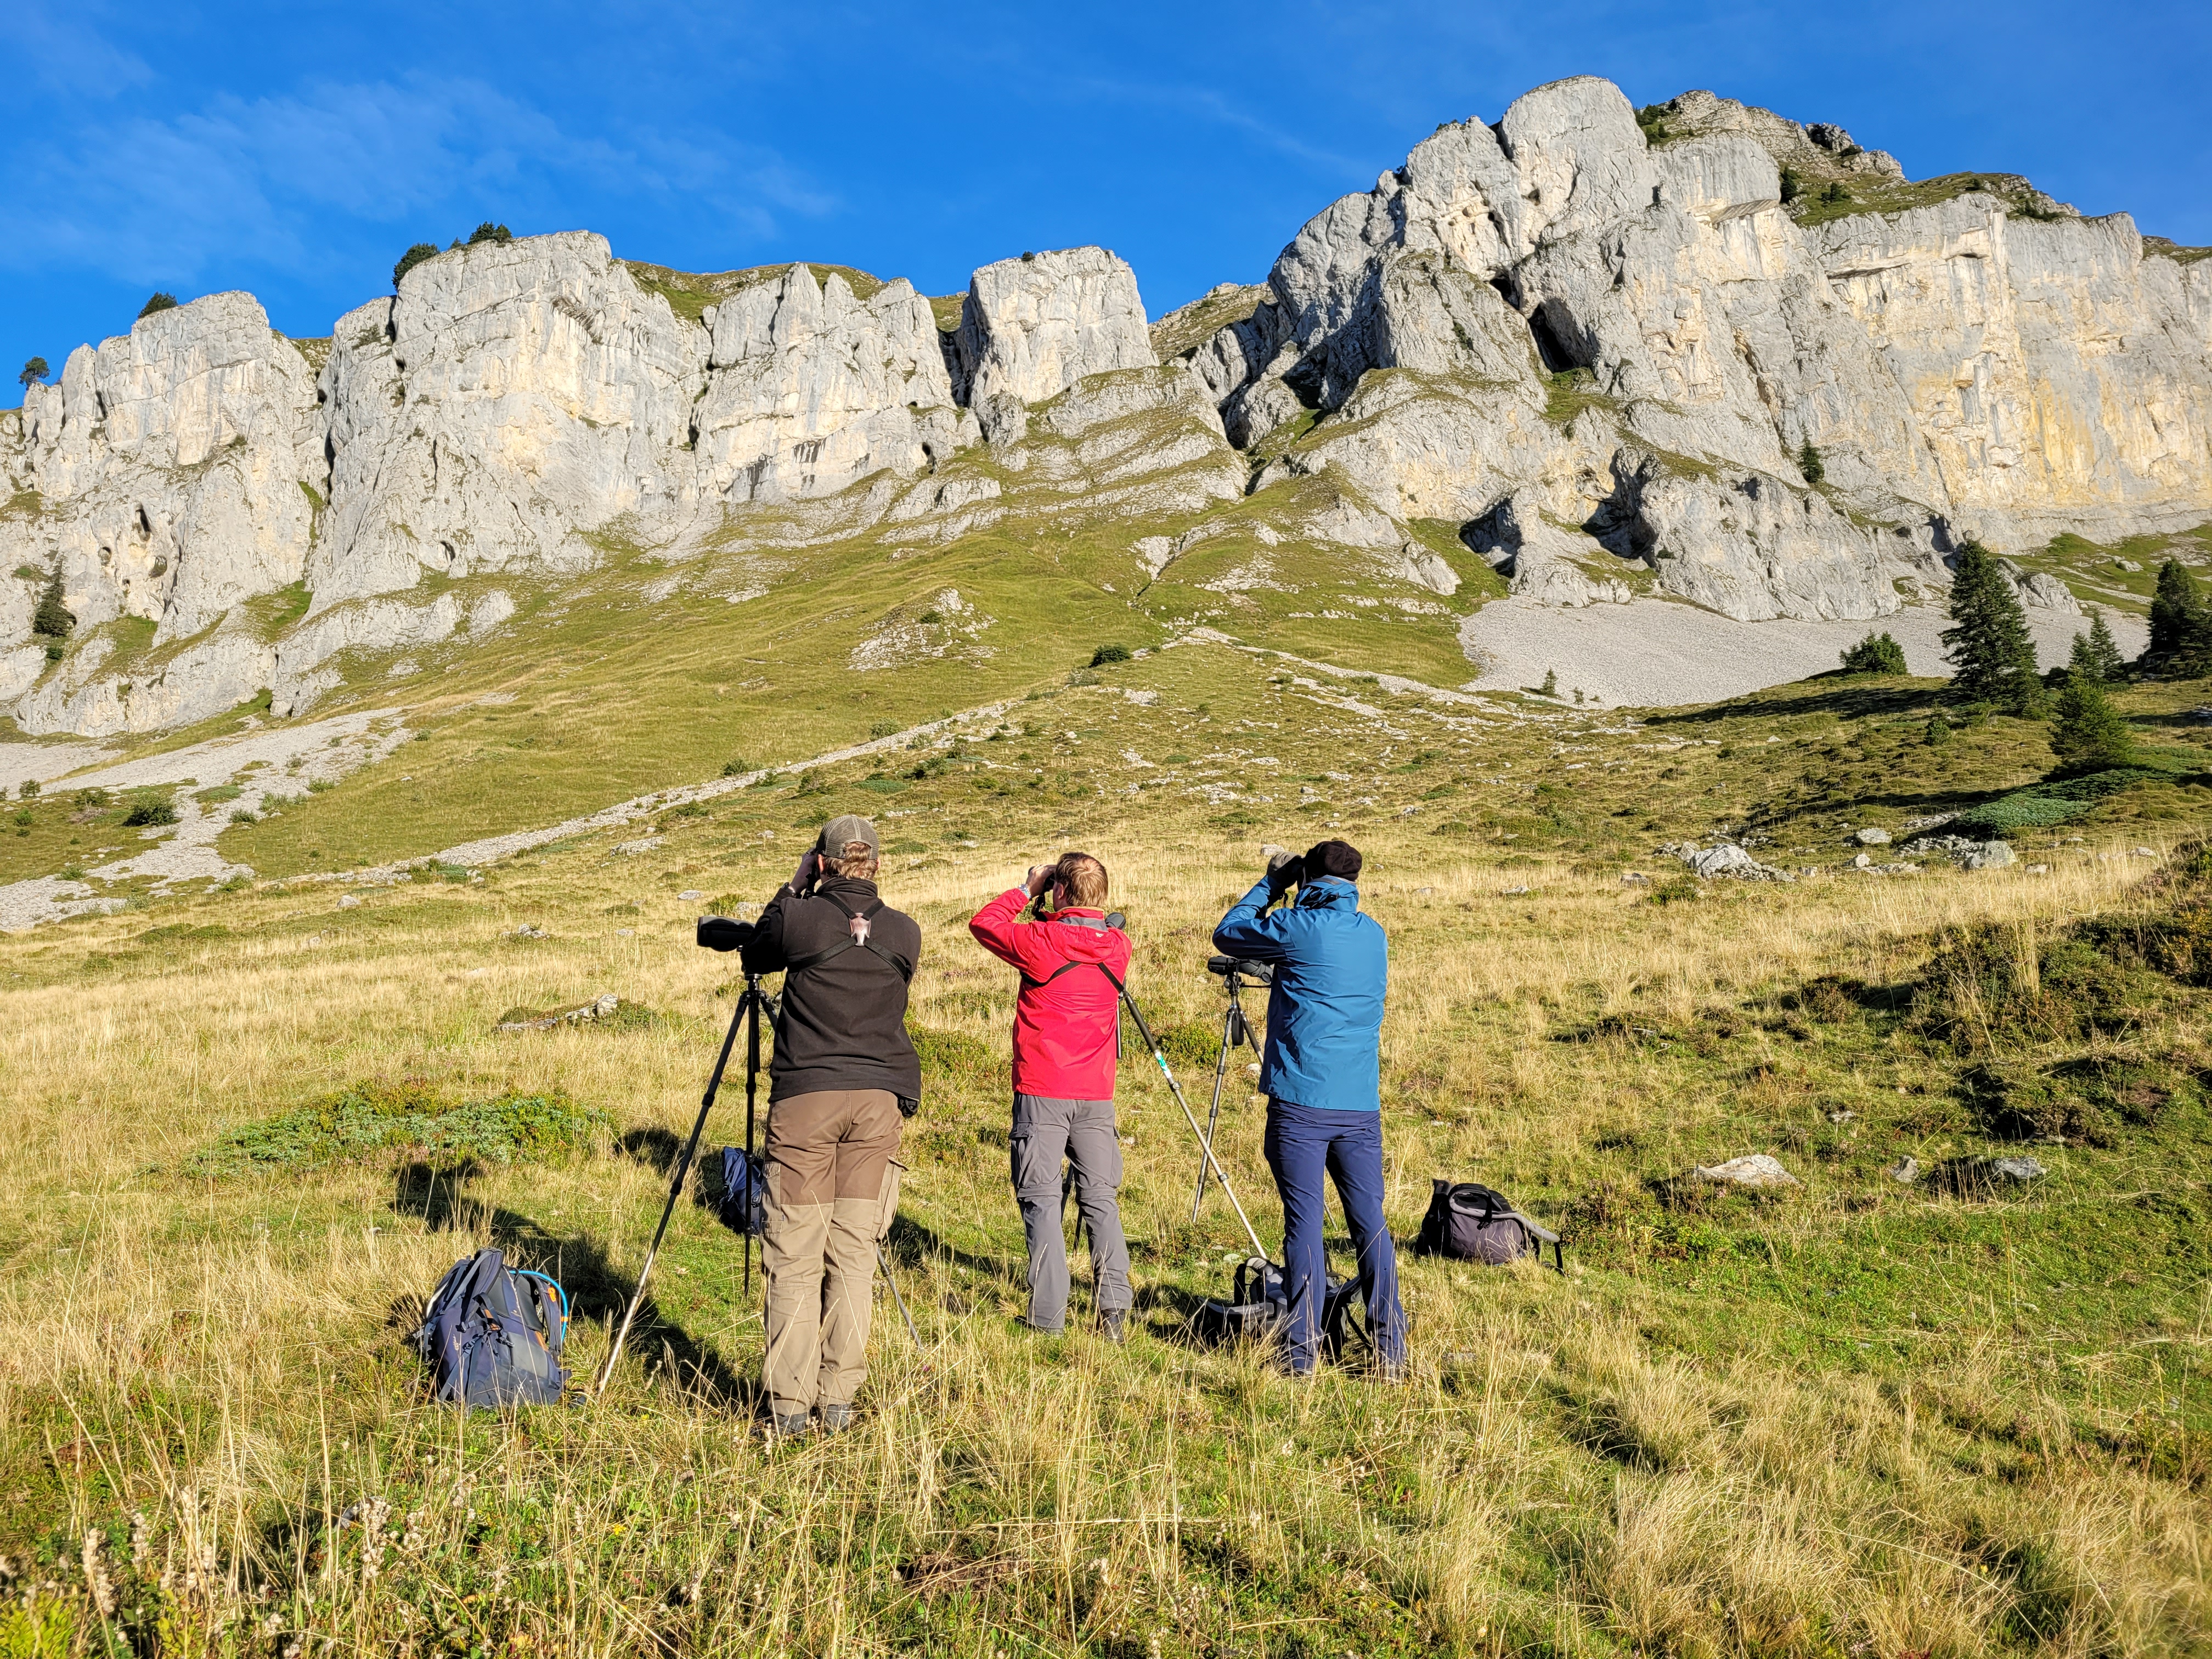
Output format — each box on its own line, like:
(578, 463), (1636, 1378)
(1116, 984), (1268, 1261)
(876, 1244), (922, 1348)
(594, 985), (752, 1398)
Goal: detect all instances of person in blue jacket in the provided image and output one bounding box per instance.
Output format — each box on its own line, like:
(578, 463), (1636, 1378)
(1213, 838), (1407, 1378)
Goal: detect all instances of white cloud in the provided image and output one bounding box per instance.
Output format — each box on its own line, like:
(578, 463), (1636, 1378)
(0, 3), (153, 98)
(0, 72), (832, 286)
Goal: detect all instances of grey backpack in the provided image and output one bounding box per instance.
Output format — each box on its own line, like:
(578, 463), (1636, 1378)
(1417, 1180), (1564, 1273)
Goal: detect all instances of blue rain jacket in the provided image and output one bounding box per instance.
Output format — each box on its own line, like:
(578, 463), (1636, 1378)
(1211, 875), (1388, 1112)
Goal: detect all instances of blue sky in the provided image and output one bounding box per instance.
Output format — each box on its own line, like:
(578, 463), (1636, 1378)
(4, 0), (2208, 402)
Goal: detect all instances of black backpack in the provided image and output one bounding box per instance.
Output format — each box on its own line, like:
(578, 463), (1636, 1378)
(1417, 1180), (1564, 1273)
(1193, 1257), (1356, 1350)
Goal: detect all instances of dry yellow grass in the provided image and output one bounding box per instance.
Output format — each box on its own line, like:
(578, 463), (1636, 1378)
(6, 628), (2212, 1654)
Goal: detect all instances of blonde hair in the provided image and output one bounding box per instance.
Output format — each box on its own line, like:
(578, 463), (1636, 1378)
(824, 842), (878, 881)
(1054, 853), (1108, 909)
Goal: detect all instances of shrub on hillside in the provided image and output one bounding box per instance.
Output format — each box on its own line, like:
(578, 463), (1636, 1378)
(138, 292), (179, 320)
(1797, 440), (1825, 486)
(122, 793), (178, 827)
(393, 242), (439, 288)
(181, 1080), (610, 1177)
(468, 222), (514, 245)
(1090, 643), (1133, 666)
(1839, 631), (1905, 674)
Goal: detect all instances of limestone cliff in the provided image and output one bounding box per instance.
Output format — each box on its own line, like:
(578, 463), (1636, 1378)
(2, 74), (2207, 737)
(1176, 78), (2209, 623)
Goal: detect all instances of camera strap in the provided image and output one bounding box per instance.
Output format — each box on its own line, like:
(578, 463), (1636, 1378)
(1025, 912), (1126, 994)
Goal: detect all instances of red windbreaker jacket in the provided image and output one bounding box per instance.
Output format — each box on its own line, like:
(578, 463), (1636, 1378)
(968, 888), (1131, 1100)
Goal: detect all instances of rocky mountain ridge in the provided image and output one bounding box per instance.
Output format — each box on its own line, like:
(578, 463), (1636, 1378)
(3, 75), (2208, 738)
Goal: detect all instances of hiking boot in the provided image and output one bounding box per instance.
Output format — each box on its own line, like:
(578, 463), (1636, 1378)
(1101, 1310), (1128, 1345)
(819, 1402), (856, 1433)
(769, 1412), (811, 1441)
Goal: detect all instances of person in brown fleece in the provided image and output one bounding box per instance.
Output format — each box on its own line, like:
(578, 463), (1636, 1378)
(740, 813), (922, 1437)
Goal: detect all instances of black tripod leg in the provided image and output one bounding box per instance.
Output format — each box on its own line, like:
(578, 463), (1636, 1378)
(1191, 1002), (1237, 1223)
(594, 994), (747, 1398)
(743, 980), (761, 1297)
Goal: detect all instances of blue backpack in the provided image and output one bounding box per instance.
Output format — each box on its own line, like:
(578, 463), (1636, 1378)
(717, 1146), (767, 1237)
(414, 1249), (571, 1409)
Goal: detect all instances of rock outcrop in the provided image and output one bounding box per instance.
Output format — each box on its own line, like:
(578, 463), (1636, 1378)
(3, 73), (2208, 736)
(1178, 75), (2209, 622)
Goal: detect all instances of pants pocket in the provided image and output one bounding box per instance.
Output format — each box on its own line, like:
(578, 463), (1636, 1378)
(876, 1159), (903, 1243)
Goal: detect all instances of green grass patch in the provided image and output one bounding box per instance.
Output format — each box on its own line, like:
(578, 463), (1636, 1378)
(180, 1080), (611, 1178)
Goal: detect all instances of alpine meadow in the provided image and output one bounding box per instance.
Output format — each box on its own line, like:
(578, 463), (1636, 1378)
(4, 65), (2212, 1659)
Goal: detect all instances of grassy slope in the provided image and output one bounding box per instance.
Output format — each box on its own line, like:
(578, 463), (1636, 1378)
(4, 639), (2212, 1654)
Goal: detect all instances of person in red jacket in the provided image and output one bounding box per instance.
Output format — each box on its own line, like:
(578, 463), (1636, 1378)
(969, 851), (1134, 1340)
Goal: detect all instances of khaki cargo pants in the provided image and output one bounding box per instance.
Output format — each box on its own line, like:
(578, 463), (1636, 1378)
(760, 1088), (902, 1418)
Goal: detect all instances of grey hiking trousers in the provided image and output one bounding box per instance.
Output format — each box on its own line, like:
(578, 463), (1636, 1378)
(1011, 1093), (1131, 1330)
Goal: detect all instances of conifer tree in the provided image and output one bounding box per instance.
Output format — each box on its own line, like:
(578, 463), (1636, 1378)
(31, 570), (72, 641)
(2050, 674), (2135, 774)
(2148, 560), (2212, 677)
(1940, 540), (2042, 713)
(2068, 607), (2126, 685)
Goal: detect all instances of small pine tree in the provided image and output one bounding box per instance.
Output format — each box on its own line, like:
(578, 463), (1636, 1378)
(1940, 540), (2043, 713)
(18, 356), (48, 388)
(1797, 439), (1825, 486)
(2069, 607), (2126, 685)
(2049, 675), (2135, 774)
(137, 292), (179, 320)
(1090, 643), (1132, 666)
(1540, 667), (1559, 697)
(393, 242), (439, 289)
(2148, 560), (2212, 677)
(31, 571), (72, 640)
(1840, 631), (1905, 674)
(1820, 182), (1852, 205)
(1779, 165), (1803, 204)
(467, 222), (514, 246)
(1925, 716), (1951, 746)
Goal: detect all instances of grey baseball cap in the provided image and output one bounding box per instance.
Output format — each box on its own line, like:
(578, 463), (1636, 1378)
(816, 814), (880, 857)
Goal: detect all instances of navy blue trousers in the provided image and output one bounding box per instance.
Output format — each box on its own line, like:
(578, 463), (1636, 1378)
(1262, 1100), (1407, 1374)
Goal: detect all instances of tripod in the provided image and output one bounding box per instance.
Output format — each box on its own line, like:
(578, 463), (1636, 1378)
(593, 973), (774, 1398)
(1192, 958), (1268, 1222)
(1113, 980), (1269, 1262)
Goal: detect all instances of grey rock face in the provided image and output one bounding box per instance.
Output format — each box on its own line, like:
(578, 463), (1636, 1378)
(4, 291), (315, 648)
(695, 266), (957, 504)
(317, 232), (703, 608)
(955, 248), (1157, 411)
(1188, 72), (2212, 625)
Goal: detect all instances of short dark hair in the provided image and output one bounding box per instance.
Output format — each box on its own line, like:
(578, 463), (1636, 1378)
(1303, 839), (1362, 881)
(1053, 851), (1109, 907)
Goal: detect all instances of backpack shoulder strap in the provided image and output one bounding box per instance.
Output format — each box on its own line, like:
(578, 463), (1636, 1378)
(783, 895), (911, 981)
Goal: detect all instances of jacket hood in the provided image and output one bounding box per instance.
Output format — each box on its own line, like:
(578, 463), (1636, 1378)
(1297, 877), (1359, 910)
(1038, 907), (1126, 961)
